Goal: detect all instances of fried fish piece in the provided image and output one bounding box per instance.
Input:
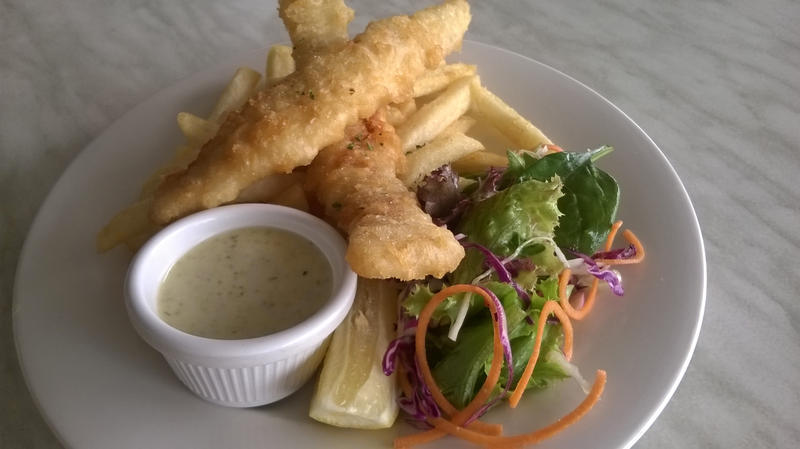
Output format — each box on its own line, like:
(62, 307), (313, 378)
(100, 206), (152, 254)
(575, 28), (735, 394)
(306, 112), (464, 280)
(150, 0), (471, 224)
(278, 0), (354, 65)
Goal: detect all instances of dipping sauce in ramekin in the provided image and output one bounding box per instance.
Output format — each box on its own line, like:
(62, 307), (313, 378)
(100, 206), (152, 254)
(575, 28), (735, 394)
(125, 204), (356, 407)
(157, 226), (333, 340)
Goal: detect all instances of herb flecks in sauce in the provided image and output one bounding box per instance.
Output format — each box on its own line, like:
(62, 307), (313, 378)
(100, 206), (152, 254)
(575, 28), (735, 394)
(157, 227), (332, 339)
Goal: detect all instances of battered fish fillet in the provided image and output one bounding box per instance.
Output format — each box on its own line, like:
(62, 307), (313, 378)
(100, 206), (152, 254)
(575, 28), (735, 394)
(150, 0), (471, 224)
(278, 0), (354, 64)
(306, 113), (465, 281)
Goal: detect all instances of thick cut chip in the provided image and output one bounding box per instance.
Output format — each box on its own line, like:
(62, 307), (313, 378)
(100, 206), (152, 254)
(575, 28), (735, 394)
(96, 198), (156, 252)
(266, 45), (296, 83)
(412, 62), (476, 97)
(468, 76), (553, 149)
(397, 75), (472, 152)
(207, 67), (262, 123)
(441, 114), (476, 136)
(385, 98), (417, 127)
(176, 112), (219, 147)
(403, 132), (483, 187)
(452, 150), (509, 176)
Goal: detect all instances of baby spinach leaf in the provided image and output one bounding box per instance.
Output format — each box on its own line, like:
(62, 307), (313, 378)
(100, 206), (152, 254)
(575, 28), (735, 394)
(501, 147), (619, 254)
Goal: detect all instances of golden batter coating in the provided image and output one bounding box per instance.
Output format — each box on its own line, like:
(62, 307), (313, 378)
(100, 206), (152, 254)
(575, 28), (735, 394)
(307, 113), (464, 281)
(278, 0), (354, 65)
(150, 0), (471, 224)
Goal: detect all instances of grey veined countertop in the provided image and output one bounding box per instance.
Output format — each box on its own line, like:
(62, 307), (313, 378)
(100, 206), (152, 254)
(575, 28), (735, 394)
(2, 1), (799, 448)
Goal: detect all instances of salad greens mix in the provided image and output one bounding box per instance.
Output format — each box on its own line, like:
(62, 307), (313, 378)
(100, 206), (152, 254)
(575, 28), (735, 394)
(383, 145), (634, 423)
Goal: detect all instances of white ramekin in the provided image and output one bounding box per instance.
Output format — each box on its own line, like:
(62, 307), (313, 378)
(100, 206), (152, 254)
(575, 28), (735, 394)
(125, 203), (357, 407)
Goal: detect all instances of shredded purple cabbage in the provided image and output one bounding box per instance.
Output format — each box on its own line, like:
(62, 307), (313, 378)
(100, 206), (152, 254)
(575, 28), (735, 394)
(381, 337), (408, 376)
(382, 285), (516, 425)
(593, 244), (636, 260)
(382, 314), (418, 376)
(403, 317), (419, 331)
(570, 250), (624, 296)
(461, 241), (532, 308)
(503, 257), (536, 278)
(382, 333), (442, 421)
(396, 366), (441, 421)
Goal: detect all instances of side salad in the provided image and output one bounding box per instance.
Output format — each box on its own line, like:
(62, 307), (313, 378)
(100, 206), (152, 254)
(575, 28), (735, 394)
(383, 144), (645, 448)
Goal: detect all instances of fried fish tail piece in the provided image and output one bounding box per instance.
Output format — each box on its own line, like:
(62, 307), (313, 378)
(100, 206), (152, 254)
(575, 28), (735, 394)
(150, 0), (471, 225)
(278, 0), (354, 64)
(307, 114), (464, 281)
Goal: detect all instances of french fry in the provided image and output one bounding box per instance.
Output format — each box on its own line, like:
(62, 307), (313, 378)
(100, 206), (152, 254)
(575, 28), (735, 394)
(96, 198), (155, 252)
(139, 145), (201, 198)
(269, 183), (310, 212)
(207, 67), (261, 122)
(452, 150), (509, 176)
(441, 115), (476, 136)
(412, 63), (476, 98)
(469, 76), (553, 149)
(234, 172), (306, 203)
(385, 98), (417, 127)
(177, 112), (219, 147)
(266, 45), (295, 83)
(100, 66), (273, 252)
(124, 230), (160, 252)
(402, 132), (483, 186)
(397, 76), (472, 152)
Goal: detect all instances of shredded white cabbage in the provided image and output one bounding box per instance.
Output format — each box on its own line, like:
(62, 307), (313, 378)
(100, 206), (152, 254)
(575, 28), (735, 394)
(447, 294), (472, 341)
(547, 350), (590, 394)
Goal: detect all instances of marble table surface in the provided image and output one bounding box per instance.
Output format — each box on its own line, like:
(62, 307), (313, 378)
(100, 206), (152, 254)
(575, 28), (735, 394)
(2, 0), (798, 447)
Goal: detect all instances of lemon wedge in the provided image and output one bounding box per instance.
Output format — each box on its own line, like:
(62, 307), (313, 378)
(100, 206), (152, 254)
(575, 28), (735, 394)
(309, 278), (399, 429)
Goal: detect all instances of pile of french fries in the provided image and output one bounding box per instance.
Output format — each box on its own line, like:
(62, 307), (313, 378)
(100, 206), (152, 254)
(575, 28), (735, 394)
(96, 44), (552, 252)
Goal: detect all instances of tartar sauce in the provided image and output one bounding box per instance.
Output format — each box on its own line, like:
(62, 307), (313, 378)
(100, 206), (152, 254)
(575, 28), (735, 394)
(157, 226), (332, 339)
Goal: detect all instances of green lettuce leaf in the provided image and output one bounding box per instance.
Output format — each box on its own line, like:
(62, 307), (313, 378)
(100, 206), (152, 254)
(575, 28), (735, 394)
(496, 276), (569, 391)
(402, 283), (470, 327)
(453, 177), (564, 284)
(502, 146), (620, 254)
(429, 281), (569, 408)
(496, 318), (570, 392)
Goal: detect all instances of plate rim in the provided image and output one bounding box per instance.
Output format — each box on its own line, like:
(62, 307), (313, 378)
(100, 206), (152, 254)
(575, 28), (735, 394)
(12, 39), (707, 449)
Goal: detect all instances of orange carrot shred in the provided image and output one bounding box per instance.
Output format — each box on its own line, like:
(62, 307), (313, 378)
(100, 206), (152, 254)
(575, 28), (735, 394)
(596, 229), (646, 265)
(395, 284), (507, 448)
(508, 301), (573, 408)
(413, 370), (606, 448)
(396, 364), (502, 437)
(417, 285), (503, 420)
(605, 220), (623, 252)
(396, 252), (613, 447)
(558, 269), (599, 321)
(560, 220), (637, 321)
(545, 144), (564, 153)
(395, 177), (629, 449)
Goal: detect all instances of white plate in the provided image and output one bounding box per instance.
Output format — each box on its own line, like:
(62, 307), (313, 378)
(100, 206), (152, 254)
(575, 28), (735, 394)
(13, 41), (706, 449)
